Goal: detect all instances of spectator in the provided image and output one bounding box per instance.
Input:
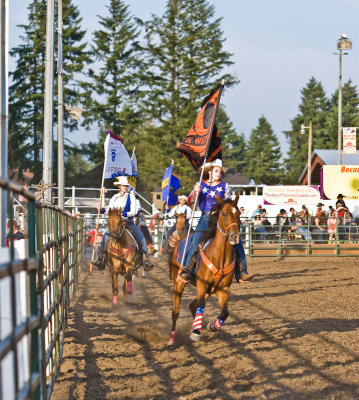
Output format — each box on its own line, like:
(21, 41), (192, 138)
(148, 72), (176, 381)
(253, 214), (267, 241)
(291, 216), (312, 241)
(275, 209), (290, 234)
(6, 220), (25, 247)
(239, 206), (249, 239)
(327, 210), (337, 242)
(298, 205), (309, 224)
(336, 194), (348, 211)
(251, 204), (262, 219)
(261, 208), (272, 230)
(87, 225), (103, 247)
(288, 207), (296, 223)
(326, 205), (334, 217)
(343, 210), (356, 241)
(312, 203), (327, 243)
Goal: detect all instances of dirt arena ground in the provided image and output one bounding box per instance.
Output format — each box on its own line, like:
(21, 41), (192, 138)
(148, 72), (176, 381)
(51, 255), (359, 400)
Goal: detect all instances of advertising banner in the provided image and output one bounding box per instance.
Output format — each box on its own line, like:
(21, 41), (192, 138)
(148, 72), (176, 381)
(263, 185), (320, 205)
(322, 165), (359, 200)
(343, 127), (357, 154)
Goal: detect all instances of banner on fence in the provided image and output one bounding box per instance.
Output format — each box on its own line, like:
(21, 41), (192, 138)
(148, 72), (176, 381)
(263, 185), (320, 205)
(342, 127), (357, 154)
(322, 165), (359, 200)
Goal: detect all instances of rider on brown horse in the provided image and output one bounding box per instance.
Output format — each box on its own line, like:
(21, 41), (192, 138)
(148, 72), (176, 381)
(92, 176), (154, 271)
(178, 159), (253, 283)
(166, 195), (192, 241)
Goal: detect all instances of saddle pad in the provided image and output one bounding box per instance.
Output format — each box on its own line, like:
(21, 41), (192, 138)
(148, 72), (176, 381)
(175, 236), (213, 278)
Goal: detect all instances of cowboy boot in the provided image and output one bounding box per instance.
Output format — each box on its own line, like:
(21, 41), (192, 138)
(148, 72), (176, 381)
(179, 252), (197, 283)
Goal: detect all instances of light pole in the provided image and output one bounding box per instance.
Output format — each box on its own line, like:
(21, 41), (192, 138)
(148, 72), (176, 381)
(336, 33), (352, 165)
(300, 121), (312, 185)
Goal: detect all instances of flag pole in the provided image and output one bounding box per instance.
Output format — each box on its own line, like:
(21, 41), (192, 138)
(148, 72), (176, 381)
(90, 135), (109, 273)
(160, 159), (174, 248)
(179, 80), (225, 270)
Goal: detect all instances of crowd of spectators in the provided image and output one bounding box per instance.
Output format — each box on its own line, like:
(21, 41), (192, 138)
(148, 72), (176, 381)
(240, 194), (358, 243)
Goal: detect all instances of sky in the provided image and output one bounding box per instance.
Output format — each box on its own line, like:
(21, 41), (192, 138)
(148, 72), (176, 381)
(9, 0), (359, 157)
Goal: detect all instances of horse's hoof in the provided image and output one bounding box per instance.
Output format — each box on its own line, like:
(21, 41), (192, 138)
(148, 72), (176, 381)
(112, 296), (118, 305)
(126, 294), (133, 301)
(168, 331), (176, 345)
(142, 270), (148, 278)
(207, 322), (215, 332)
(190, 331), (201, 341)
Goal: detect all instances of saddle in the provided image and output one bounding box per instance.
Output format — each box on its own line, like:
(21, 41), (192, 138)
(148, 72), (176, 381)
(107, 228), (142, 270)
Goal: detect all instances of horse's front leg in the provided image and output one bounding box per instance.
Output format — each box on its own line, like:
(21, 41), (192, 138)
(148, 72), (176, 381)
(190, 280), (207, 341)
(123, 262), (134, 302)
(168, 279), (186, 346)
(110, 269), (119, 306)
(207, 286), (230, 333)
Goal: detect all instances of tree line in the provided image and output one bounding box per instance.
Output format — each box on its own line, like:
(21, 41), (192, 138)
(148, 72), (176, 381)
(9, 0), (359, 192)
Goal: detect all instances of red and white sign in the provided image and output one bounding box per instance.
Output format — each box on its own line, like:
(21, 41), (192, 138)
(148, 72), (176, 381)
(263, 185), (320, 205)
(343, 127), (357, 154)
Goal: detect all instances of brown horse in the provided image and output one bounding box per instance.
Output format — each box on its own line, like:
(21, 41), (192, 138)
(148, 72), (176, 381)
(168, 193), (240, 345)
(106, 208), (140, 304)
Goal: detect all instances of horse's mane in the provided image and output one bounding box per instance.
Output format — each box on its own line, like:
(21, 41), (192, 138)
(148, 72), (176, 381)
(201, 198), (236, 243)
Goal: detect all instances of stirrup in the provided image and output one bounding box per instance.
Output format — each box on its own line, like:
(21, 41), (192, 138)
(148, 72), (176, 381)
(176, 268), (190, 283)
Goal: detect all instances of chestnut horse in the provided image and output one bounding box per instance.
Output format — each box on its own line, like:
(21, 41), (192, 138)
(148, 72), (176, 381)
(169, 193), (240, 345)
(106, 208), (141, 304)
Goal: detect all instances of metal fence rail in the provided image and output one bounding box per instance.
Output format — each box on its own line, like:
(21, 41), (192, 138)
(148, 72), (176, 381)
(0, 179), (85, 399)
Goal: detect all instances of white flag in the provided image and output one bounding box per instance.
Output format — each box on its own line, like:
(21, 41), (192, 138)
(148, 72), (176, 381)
(103, 132), (133, 179)
(130, 148), (138, 176)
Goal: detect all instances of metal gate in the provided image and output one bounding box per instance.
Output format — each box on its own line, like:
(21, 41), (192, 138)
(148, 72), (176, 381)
(0, 179), (85, 399)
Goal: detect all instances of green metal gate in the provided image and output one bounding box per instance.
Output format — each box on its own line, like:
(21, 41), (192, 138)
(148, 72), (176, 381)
(0, 179), (85, 399)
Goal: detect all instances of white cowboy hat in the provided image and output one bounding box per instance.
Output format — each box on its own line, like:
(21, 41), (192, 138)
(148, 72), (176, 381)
(203, 159), (228, 173)
(178, 195), (188, 202)
(113, 176), (130, 186)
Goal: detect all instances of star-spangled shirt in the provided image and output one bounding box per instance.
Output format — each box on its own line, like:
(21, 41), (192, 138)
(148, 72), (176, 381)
(198, 181), (230, 212)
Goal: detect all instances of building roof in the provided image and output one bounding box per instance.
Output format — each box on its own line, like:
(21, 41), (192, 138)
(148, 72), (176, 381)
(315, 150), (359, 165)
(299, 149), (359, 184)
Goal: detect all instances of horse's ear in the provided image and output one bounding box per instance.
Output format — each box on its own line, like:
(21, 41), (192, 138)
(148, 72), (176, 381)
(175, 212), (179, 217)
(215, 194), (223, 204)
(234, 191), (240, 204)
(109, 208), (113, 215)
(118, 207), (122, 215)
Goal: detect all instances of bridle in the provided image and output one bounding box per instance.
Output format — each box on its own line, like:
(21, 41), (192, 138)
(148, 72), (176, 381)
(216, 219), (239, 240)
(109, 215), (126, 241)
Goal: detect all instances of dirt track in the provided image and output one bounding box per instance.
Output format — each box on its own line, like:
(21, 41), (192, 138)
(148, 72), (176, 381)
(51, 255), (359, 399)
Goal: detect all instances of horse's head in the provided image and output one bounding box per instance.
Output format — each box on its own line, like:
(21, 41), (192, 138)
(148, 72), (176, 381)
(215, 192), (240, 245)
(108, 208), (124, 235)
(175, 212), (187, 235)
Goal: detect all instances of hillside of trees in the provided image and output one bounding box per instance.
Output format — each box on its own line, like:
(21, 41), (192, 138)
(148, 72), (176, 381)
(9, 0), (359, 192)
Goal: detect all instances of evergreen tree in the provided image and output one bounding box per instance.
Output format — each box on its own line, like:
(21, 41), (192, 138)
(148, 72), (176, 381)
(284, 77), (329, 184)
(81, 0), (143, 163)
(140, 0), (239, 190)
(243, 116), (282, 185)
(216, 106), (247, 173)
(325, 79), (359, 149)
(9, 0), (89, 183)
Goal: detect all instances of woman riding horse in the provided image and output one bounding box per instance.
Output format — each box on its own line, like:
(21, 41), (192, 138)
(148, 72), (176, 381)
(169, 193), (241, 344)
(178, 159), (253, 283)
(166, 194), (192, 244)
(92, 176), (154, 271)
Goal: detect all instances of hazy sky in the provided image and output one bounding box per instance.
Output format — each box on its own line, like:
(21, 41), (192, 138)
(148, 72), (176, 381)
(9, 0), (359, 157)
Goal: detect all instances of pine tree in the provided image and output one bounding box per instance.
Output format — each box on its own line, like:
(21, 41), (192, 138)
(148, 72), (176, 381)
(81, 0), (143, 163)
(216, 106), (247, 173)
(284, 77), (329, 184)
(243, 116), (282, 185)
(325, 79), (359, 149)
(9, 0), (89, 183)
(140, 0), (239, 190)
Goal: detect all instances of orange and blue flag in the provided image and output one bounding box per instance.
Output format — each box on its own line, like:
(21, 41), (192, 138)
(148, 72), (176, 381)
(162, 164), (181, 206)
(176, 83), (223, 171)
